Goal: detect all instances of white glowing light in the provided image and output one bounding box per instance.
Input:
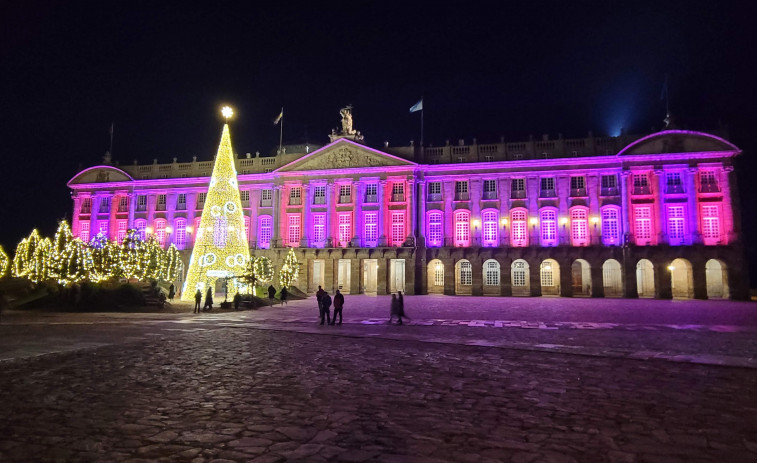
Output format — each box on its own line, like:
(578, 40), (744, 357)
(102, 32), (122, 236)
(221, 106), (234, 120)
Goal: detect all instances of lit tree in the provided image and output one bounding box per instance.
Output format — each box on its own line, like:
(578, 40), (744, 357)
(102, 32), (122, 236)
(164, 244), (180, 282)
(29, 237), (52, 283)
(182, 110), (250, 300)
(90, 233), (120, 282)
(0, 244), (9, 278)
(60, 238), (93, 284)
(279, 247), (300, 289)
(253, 256), (274, 288)
(142, 235), (166, 281)
(50, 220), (74, 281)
(119, 229), (147, 280)
(13, 229), (41, 280)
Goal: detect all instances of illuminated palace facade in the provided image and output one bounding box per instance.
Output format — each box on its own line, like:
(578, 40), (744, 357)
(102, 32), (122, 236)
(68, 127), (746, 300)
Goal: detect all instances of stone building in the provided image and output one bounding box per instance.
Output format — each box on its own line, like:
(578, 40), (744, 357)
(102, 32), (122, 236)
(67, 115), (746, 299)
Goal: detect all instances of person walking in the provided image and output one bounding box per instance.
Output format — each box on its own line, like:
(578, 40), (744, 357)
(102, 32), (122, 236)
(331, 289), (344, 325)
(316, 285), (326, 322)
(194, 289), (202, 313)
(204, 287), (213, 312)
(320, 291), (332, 325)
(168, 283), (176, 301)
(280, 287), (288, 305)
(389, 293), (400, 324)
(233, 292), (242, 311)
(267, 285), (276, 307)
(397, 290), (406, 324)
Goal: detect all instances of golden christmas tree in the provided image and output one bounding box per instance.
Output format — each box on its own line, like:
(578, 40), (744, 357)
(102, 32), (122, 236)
(182, 107), (250, 300)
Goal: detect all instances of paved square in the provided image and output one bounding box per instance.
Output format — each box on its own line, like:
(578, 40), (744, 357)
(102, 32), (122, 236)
(1, 296), (756, 462)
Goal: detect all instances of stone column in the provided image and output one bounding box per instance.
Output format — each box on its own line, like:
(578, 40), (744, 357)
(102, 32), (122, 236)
(470, 179), (481, 246)
(377, 257), (388, 295)
(443, 257), (455, 295)
(443, 181), (455, 245)
(499, 258), (512, 296)
(326, 180), (334, 246)
(622, 247), (638, 298)
(721, 167), (736, 243)
(557, 175), (570, 245)
(272, 185), (282, 246)
(407, 178), (415, 244)
(354, 182), (364, 247)
(417, 179), (426, 244)
(655, 261), (672, 299)
(529, 259), (542, 297)
(687, 167), (700, 244)
(559, 260), (573, 297)
(587, 174), (600, 245)
(350, 258), (361, 294)
(301, 184), (310, 247)
(692, 262), (707, 300)
(471, 256), (483, 296)
(590, 265), (604, 298)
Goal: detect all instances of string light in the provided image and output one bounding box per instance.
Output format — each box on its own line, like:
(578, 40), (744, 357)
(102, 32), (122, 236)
(0, 244), (9, 278)
(279, 247), (300, 288)
(182, 121), (251, 300)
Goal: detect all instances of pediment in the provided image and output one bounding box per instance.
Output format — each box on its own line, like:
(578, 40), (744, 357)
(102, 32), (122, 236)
(278, 139), (416, 172)
(618, 130), (739, 156)
(68, 166), (133, 185)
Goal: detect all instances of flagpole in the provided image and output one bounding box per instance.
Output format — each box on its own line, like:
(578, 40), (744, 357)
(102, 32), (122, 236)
(277, 107), (284, 155)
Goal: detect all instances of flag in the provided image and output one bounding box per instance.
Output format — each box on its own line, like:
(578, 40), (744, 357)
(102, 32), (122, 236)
(273, 109), (283, 125)
(409, 99), (423, 113)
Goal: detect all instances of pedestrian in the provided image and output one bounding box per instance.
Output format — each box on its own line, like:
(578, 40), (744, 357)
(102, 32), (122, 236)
(389, 293), (402, 324)
(331, 289), (344, 325)
(280, 287), (288, 305)
(194, 289), (202, 313)
(397, 290), (406, 324)
(204, 287), (213, 311)
(168, 283), (176, 301)
(320, 291), (332, 325)
(268, 285), (276, 299)
(316, 285), (326, 321)
(233, 292), (242, 310)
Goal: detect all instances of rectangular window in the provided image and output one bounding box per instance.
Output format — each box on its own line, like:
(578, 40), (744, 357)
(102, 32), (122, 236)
(482, 210), (498, 245)
(99, 221), (109, 238)
(313, 214), (326, 243)
(459, 261), (472, 285)
(118, 196), (129, 212)
(259, 216), (272, 248)
(99, 197), (111, 213)
(240, 191), (249, 202)
(365, 184), (377, 203)
(540, 210), (557, 246)
(427, 212), (443, 247)
(391, 183), (405, 202)
(699, 171), (719, 192)
(666, 172), (684, 193)
(511, 178), (526, 199)
(116, 220), (127, 244)
(391, 212), (405, 246)
(434, 263), (444, 286)
(196, 193), (206, 209)
(313, 186), (326, 205)
(635, 206), (652, 243)
(260, 189), (272, 207)
(427, 182), (442, 201)
(540, 177), (555, 197)
(288, 214), (301, 245)
(601, 174), (618, 196)
(364, 213), (378, 244)
(511, 210), (528, 247)
(81, 197), (92, 214)
(632, 173), (651, 195)
(175, 220), (186, 250)
(156, 194), (166, 211)
(339, 185), (351, 204)
(174, 194), (185, 210)
(80, 222), (90, 242)
(338, 214), (351, 245)
(667, 206), (685, 243)
(570, 176), (586, 196)
(701, 205), (721, 244)
(455, 181), (469, 201)
(289, 187), (302, 205)
(454, 211), (470, 246)
(601, 208), (619, 245)
(483, 180), (497, 199)
(570, 208), (588, 246)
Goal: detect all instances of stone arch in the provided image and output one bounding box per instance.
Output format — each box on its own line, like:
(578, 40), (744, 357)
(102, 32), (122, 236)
(511, 259), (530, 297)
(455, 259), (473, 295)
(540, 259), (561, 296)
(483, 259), (501, 295)
(427, 259), (445, 294)
(636, 259), (655, 298)
(669, 258), (694, 299)
(571, 259), (591, 296)
(705, 259), (729, 299)
(602, 259), (623, 297)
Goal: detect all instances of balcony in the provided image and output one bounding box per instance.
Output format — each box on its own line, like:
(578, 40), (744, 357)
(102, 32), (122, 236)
(632, 186), (652, 195)
(511, 190), (526, 199)
(289, 197), (301, 206)
(260, 199), (272, 207)
(482, 191), (497, 200)
(427, 193), (442, 202)
(600, 187), (619, 196)
(391, 193), (405, 202)
(176, 203), (186, 211)
(313, 196), (326, 205)
(570, 188), (587, 197)
(539, 189), (556, 198)
(364, 194), (377, 203)
(666, 185), (685, 194)
(454, 192), (469, 201)
(699, 184), (720, 193)
(80, 206), (91, 214)
(156, 204), (166, 211)
(137, 204), (147, 212)
(339, 195), (351, 204)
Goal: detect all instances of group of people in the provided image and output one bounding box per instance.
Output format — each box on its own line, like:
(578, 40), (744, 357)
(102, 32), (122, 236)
(193, 287), (214, 313)
(193, 285), (290, 313)
(389, 291), (407, 324)
(315, 286), (344, 325)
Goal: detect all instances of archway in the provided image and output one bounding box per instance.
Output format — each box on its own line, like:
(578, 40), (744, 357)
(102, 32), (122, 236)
(483, 259), (501, 295)
(427, 259), (445, 294)
(455, 259), (473, 295)
(540, 259), (560, 296)
(571, 259), (591, 297)
(636, 259), (655, 298)
(705, 259), (729, 299)
(511, 259), (530, 297)
(602, 259), (623, 297)
(669, 258), (693, 299)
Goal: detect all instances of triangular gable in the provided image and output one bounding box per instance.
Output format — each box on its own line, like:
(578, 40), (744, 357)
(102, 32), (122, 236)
(618, 130), (739, 156)
(68, 166), (133, 185)
(278, 138), (416, 172)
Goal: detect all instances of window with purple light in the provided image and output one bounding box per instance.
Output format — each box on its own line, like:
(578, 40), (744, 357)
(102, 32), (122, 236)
(134, 219), (146, 241)
(391, 212), (405, 246)
(427, 211), (443, 247)
(338, 213), (351, 246)
(116, 219), (127, 244)
(570, 207), (588, 246)
(155, 219), (167, 246)
(258, 216), (272, 249)
(454, 210), (470, 247)
(244, 216), (250, 242)
(363, 213), (377, 246)
(482, 209), (498, 246)
(701, 205), (721, 245)
(634, 206), (652, 244)
(99, 221), (109, 239)
(288, 214), (301, 246)
(540, 209), (557, 246)
(510, 209), (528, 247)
(313, 214), (326, 244)
(80, 222), (90, 242)
(175, 218), (186, 250)
(667, 206), (685, 245)
(601, 207), (620, 246)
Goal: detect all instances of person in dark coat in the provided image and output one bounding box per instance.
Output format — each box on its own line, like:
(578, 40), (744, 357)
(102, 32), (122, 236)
(233, 292), (242, 310)
(204, 287), (213, 311)
(389, 294), (403, 324)
(331, 289), (344, 325)
(268, 285), (276, 299)
(280, 287), (288, 305)
(194, 289), (202, 314)
(320, 291), (332, 325)
(168, 283), (176, 301)
(397, 291), (405, 322)
(316, 285), (326, 321)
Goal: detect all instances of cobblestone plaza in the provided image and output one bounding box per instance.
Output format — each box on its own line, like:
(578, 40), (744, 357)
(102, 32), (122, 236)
(1, 296), (756, 462)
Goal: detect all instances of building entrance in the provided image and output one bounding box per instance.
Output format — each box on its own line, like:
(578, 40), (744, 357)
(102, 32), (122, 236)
(338, 259), (351, 294)
(390, 259), (405, 293)
(363, 259), (378, 294)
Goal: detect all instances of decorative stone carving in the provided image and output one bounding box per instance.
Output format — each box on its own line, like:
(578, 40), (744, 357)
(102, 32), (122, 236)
(282, 144), (412, 172)
(329, 106), (365, 143)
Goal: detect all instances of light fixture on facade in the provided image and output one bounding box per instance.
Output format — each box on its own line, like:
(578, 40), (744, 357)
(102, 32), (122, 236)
(560, 217), (568, 225)
(668, 265), (675, 271)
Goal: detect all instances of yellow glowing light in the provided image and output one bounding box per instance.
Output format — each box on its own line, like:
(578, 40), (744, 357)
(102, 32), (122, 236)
(560, 217), (568, 225)
(166, 226), (173, 234)
(221, 106), (234, 120)
(668, 265), (675, 271)
(529, 217), (538, 225)
(146, 226), (154, 234)
(186, 226), (193, 234)
(501, 218), (508, 226)
(591, 216), (599, 224)
(472, 219), (481, 228)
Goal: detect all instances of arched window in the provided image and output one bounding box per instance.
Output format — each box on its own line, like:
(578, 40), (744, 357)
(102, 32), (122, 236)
(258, 215), (272, 249)
(434, 261), (444, 286)
(482, 210), (498, 246)
(458, 260), (472, 285)
(483, 259), (500, 286)
(540, 260), (555, 286)
(570, 207), (588, 246)
(540, 209), (557, 246)
(701, 204), (722, 245)
(155, 219), (167, 247)
(511, 209), (528, 247)
(288, 214), (301, 246)
(80, 222), (91, 243)
(601, 207), (620, 246)
(174, 218), (186, 250)
(454, 210), (470, 247)
(134, 219), (146, 242)
(511, 259), (529, 287)
(427, 211), (443, 247)
(667, 205), (686, 245)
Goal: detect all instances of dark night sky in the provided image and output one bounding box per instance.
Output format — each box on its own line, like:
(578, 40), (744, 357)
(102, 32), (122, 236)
(1, 1), (754, 283)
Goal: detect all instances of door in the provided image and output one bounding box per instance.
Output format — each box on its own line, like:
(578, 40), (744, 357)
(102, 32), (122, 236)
(390, 259), (405, 293)
(363, 259), (378, 294)
(338, 259), (351, 294)
(313, 259), (324, 290)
